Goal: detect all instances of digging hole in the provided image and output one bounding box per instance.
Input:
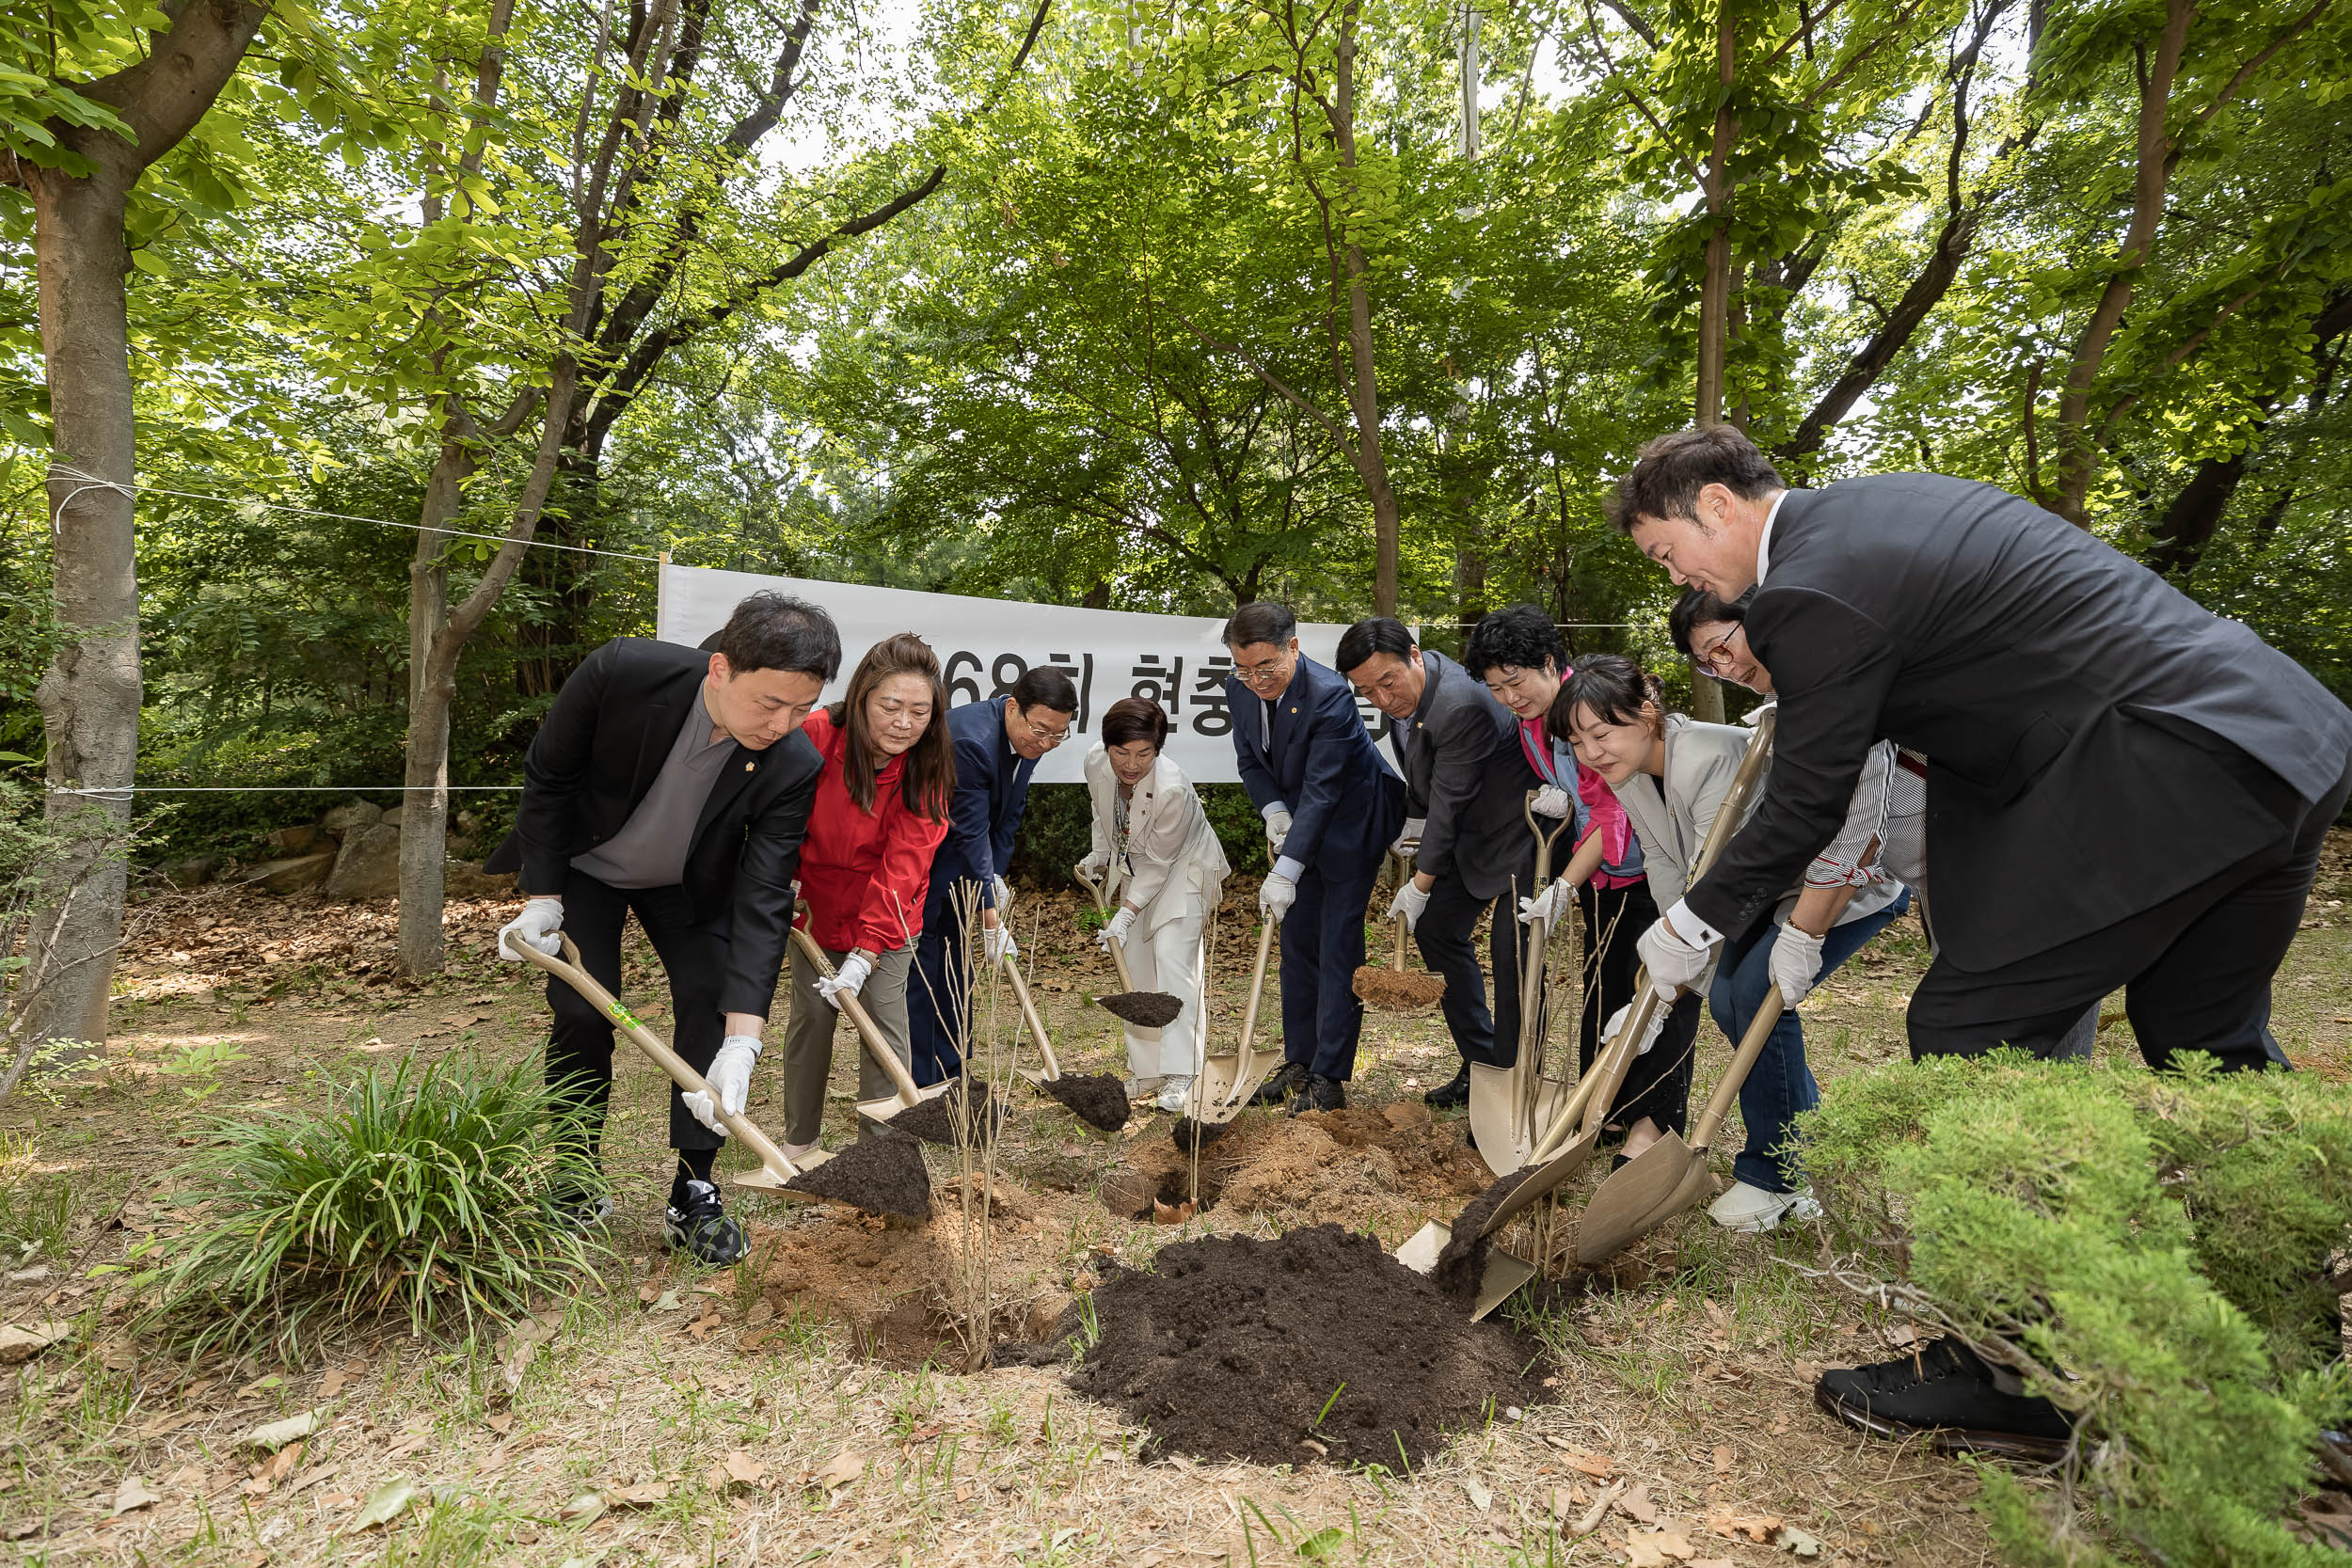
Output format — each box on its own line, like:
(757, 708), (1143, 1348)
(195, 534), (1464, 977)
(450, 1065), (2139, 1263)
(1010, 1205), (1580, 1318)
(1101, 1168), (1221, 1222)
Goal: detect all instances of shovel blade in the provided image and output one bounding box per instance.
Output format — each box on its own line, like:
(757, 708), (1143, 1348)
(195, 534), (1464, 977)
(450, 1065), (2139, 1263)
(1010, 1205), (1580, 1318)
(1466, 1065), (1571, 1175)
(1392, 1220), (1539, 1321)
(733, 1148), (831, 1203)
(1574, 1133), (1708, 1263)
(1193, 1047), (1271, 1124)
(855, 1080), (954, 1127)
(1476, 1128), (1603, 1237)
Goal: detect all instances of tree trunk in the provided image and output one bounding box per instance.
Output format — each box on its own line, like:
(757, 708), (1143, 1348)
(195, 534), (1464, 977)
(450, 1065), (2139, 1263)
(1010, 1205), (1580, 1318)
(397, 434), (478, 977)
(1692, 1), (1739, 427)
(24, 163), (140, 1049)
(1328, 3), (1400, 617)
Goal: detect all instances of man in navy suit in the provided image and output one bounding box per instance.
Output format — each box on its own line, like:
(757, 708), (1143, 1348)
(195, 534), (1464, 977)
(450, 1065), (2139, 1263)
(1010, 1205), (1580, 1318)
(1224, 601), (1407, 1113)
(906, 667), (1079, 1085)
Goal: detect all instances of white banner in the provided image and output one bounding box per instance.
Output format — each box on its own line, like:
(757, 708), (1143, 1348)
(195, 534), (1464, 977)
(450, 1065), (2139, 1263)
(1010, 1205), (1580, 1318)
(657, 564), (1391, 784)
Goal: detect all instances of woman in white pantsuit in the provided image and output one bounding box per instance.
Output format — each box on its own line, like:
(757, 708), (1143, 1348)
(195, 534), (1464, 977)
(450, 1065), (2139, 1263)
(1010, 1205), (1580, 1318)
(1079, 697), (1232, 1114)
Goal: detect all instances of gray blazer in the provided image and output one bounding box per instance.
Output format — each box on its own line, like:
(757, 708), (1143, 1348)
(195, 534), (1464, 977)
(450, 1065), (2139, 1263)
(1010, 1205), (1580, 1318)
(1392, 649), (1541, 901)
(1610, 717), (1766, 913)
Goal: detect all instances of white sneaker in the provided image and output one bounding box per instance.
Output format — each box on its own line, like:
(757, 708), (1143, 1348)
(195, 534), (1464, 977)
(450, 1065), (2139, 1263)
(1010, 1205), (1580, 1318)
(1154, 1077), (1194, 1115)
(1708, 1181), (1823, 1233)
(1122, 1075), (1162, 1099)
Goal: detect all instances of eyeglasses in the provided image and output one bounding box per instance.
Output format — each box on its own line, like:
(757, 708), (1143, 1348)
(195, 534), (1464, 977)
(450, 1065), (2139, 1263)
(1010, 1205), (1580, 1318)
(1693, 626), (1742, 673)
(1014, 708), (1071, 745)
(1233, 655), (1293, 688)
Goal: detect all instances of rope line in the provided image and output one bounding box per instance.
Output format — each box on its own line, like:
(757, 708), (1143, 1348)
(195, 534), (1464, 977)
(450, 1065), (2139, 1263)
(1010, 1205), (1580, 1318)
(43, 464), (661, 562)
(49, 785), (523, 796)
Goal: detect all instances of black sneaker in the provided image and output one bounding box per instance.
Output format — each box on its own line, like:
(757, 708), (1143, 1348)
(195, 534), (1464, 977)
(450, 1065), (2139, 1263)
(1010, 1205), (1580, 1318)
(1249, 1061), (1309, 1107)
(1289, 1075), (1345, 1116)
(550, 1188), (613, 1232)
(1814, 1337), (2074, 1461)
(663, 1179), (749, 1267)
(1422, 1067), (1470, 1108)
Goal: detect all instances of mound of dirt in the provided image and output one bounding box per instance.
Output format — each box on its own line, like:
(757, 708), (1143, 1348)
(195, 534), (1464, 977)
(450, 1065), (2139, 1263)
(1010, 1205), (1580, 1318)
(1073, 1225), (1550, 1465)
(751, 1177), (1071, 1367)
(888, 1081), (1001, 1148)
(1124, 1101), (1491, 1239)
(1037, 1071), (1130, 1131)
(784, 1130), (931, 1218)
(1351, 963), (1446, 1011)
(1096, 990), (1183, 1027)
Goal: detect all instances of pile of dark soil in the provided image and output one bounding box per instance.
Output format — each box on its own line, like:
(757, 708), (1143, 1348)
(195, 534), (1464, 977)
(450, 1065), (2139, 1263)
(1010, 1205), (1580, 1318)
(1095, 990), (1183, 1027)
(889, 1081), (1002, 1148)
(1351, 962), (1447, 1011)
(1073, 1225), (1549, 1465)
(1433, 1168), (1533, 1301)
(784, 1130), (931, 1218)
(1036, 1071), (1130, 1132)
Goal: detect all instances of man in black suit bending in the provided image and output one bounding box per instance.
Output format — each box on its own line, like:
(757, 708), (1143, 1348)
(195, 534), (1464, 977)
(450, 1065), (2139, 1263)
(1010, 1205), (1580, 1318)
(486, 593), (839, 1265)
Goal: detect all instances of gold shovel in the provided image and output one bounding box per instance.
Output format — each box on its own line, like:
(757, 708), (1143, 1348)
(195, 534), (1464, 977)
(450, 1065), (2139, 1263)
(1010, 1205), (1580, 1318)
(783, 920), (946, 1128)
(1189, 912), (1279, 1123)
(1465, 798), (1577, 1168)
(1573, 990), (1787, 1262)
(507, 932), (820, 1196)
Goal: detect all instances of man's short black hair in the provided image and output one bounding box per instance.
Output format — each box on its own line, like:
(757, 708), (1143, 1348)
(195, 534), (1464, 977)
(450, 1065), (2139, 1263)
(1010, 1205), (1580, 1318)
(1221, 600), (1296, 649)
(1009, 665), (1079, 714)
(1607, 425), (1786, 536)
(714, 593), (841, 681)
(1667, 587), (1749, 659)
(1335, 616), (1415, 674)
(1462, 604), (1565, 681)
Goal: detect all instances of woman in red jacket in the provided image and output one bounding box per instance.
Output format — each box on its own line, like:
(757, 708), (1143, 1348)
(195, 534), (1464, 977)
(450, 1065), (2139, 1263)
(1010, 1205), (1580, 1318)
(778, 634), (954, 1158)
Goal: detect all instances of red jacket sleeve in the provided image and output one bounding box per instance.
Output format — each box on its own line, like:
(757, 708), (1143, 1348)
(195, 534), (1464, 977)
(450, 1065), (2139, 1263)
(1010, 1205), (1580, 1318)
(856, 793), (950, 953)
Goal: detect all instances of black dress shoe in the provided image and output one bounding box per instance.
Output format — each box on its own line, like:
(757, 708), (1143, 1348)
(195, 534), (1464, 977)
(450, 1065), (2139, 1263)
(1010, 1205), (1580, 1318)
(1249, 1061), (1309, 1107)
(1289, 1074), (1345, 1116)
(1422, 1068), (1470, 1109)
(1814, 1337), (2074, 1461)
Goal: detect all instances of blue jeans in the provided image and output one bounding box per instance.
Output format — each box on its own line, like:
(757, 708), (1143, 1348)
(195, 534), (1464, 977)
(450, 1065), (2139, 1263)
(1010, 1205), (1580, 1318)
(1708, 889), (1910, 1193)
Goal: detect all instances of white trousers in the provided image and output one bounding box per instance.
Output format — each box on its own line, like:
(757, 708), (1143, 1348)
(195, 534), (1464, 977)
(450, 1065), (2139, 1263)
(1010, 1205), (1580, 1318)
(1120, 910), (1205, 1079)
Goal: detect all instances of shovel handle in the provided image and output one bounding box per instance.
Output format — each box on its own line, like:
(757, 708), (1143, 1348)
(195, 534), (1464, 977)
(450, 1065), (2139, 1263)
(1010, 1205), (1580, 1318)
(1236, 915), (1277, 1061)
(1691, 988), (1787, 1151)
(1000, 955), (1060, 1080)
(509, 933), (802, 1181)
(1076, 866), (1141, 991)
(787, 922), (923, 1107)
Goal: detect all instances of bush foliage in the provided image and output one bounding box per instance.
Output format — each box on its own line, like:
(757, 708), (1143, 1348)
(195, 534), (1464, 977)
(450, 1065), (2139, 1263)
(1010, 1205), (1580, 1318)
(1801, 1053), (2352, 1566)
(140, 1053), (604, 1362)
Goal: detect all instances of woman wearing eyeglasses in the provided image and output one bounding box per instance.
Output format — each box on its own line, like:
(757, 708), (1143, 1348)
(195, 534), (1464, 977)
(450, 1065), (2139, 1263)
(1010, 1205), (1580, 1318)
(777, 633), (955, 1160)
(1077, 697), (1232, 1113)
(1461, 605), (1650, 1085)
(1663, 590), (1918, 1230)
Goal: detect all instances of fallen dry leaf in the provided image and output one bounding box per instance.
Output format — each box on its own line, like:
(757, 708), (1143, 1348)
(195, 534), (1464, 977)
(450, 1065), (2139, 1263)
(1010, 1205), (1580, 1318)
(242, 1409), (321, 1451)
(723, 1451), (765, 1486)
(485, 1413), (513, 1435)
(350, 1478), (415, 1531)
(1776, 1523), (1824, 1558)
(559, 1492), (606, 1526)
(318, 1369), (347, 1399)
(603, 1481), (668, 1507)
(1564, 1449), (1614, 1479)
(1624, 1528), (1696, 1567)
(814, 1450), (865, 1491)
(1615, 1482), (1660, 1526)
(111, 1475), (161, 1516)
(1461, 1476), (1491, 1512)
(1708, 1510), (1784, 1544)
(1710, 1444), (1734, 1473)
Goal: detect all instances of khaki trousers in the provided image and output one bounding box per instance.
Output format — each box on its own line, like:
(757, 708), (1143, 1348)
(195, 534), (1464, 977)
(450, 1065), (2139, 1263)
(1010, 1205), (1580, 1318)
(781, 939), (913, 1145)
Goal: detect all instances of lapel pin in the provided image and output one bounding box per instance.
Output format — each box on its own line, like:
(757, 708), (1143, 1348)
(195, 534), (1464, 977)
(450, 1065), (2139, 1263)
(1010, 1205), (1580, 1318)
(744, 761), (755, 772)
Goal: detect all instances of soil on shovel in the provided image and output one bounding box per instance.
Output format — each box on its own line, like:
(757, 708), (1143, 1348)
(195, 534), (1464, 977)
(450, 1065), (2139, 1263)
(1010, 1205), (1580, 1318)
(1132, 1101), (1493, 1241)
(1073, 1225), (1550, 1465)
(1433, 1167), (1534, 1302)
(1037, 1071), (1131, 1132)
(1169, 1116), (1232, 1155)
(889, 1081), (1002, 1148)
(783, 1129), (932, 1219)
(1095, 990), (1183, 1028)
(1351, 964), (1447, 1011)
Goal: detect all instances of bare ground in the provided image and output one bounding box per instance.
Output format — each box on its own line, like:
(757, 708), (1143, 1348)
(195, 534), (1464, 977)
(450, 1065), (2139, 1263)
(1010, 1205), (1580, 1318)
(6, 844), (2351, 1567)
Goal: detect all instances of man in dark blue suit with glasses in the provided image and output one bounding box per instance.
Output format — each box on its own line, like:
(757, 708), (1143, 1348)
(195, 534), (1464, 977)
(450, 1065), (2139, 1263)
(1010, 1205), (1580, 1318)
(1223, 601), (1406, 1113)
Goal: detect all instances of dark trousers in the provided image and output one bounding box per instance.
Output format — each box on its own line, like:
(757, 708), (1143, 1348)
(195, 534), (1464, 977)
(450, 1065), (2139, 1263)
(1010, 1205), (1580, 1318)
(1575, 879), (1657, 1076)
(1279, 853), (1385, 1081)
(907, 921), (971, 1087)
(1909, 742), (2352, 1069)
(1416, 859), (1534, 1070)
(544, 870), (729, 1156)
(1606, 990), (1703, 1138)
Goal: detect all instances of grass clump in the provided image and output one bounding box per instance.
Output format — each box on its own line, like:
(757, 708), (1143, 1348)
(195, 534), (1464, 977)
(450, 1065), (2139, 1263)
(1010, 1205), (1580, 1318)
(140, 1053), (605, 1362)
(1802, 1052), (2352, 1567)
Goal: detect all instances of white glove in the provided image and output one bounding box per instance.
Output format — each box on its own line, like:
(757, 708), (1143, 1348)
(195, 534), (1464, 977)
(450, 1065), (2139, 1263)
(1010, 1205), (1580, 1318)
(816, 953), (872, 1011)
(498, 896), (564, 959)
(1391, 816), (1426, 857)
(1259, 873), (1295, 920)
(1098, 906), (1137, 952)
(1075, 850), (1110, 882)
(1518, 877), (1573, 927)
(682, 1034), (760, 1135)
(984, 923), (1017, 964)
(1603, 1001), (1670, 1056)
(1636, 916), (1711, 1002)
(1387, 879), (1431, 932)
(1531, 785), (1572, 818)
(992, 875), (1012, 915)
(1771, 922), (1827, 1006)
(1266, 807), (1294, 853)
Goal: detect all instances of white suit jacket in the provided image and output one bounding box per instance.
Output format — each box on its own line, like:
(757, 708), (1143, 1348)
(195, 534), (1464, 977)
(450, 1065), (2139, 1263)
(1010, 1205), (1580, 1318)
(1086, 747), (1231, 933)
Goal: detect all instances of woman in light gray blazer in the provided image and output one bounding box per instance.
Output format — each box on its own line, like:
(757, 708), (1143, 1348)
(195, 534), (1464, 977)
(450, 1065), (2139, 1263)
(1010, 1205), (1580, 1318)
(1552, 656), (1764, 1164)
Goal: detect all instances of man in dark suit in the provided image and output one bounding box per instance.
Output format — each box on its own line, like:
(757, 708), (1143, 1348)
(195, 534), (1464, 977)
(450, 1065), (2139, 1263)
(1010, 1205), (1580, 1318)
(487, 593), (839, 1265)
(1338, 616), (1540, 1108)
(1607, 424), (2352, 1449)
(906, 667), (1080, 1085)
(1225, 601), (1407, 1113)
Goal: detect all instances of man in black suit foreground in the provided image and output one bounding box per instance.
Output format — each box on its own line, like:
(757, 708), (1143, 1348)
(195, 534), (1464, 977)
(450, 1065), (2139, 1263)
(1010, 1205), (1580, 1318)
(1608, 425), (2352, 1453)
(487, 593), (839, 1264)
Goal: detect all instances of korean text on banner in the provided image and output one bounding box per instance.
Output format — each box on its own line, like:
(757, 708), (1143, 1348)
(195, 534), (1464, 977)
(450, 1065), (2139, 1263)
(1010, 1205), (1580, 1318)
(656, 564), (1389, 785)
